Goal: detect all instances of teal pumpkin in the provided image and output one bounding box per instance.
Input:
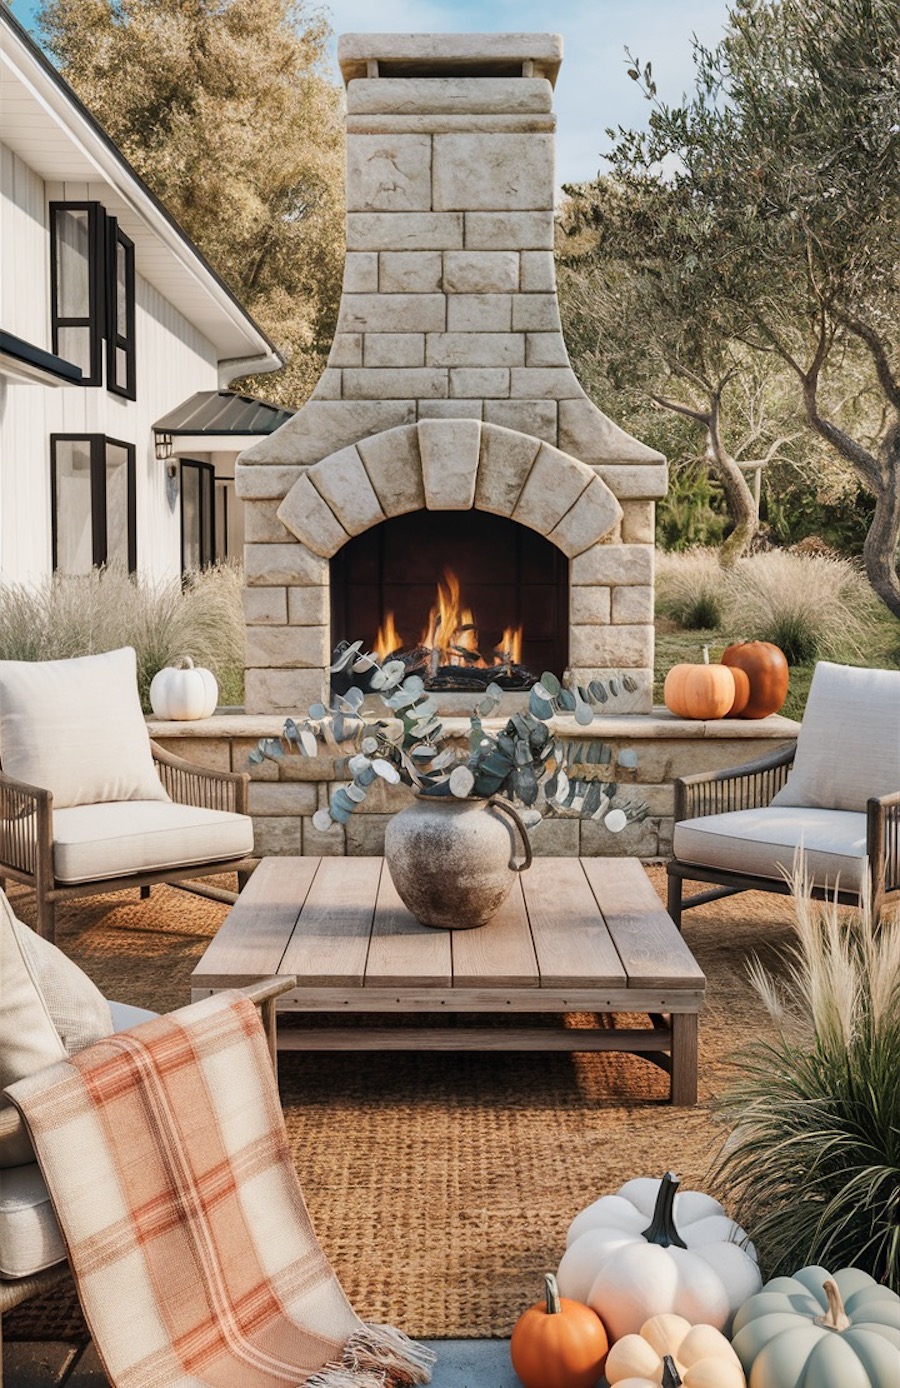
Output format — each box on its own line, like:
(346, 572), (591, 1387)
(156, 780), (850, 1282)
(731, 1265), (900, 1387)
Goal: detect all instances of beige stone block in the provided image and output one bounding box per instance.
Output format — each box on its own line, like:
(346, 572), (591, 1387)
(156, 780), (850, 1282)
(433, 133), (554, 211)
(450, 368), (510, 398)
(446, 294), (512, 332)
(310, 369), (342, 400)
(277, 474), (350, 559)
(342, 367), (448, 399)
(634, 783), (676, 817)
(307, 445), (386, 536)
(526, 332), (569, 367)
(612, 585), (654, 625)
(570, 587), (612, 625)
(593, 463), (669, 500)
(620, 500), (656, 544)
(465, 211), (554, 250)
(357, 424), (426, 515)
(346, 76), (553, 116)
(242, 401), (416, 468)
(243, 586), (288, 626)
(510, 367), (581, 399)
(329, 333), (363, 367)
(378, 250), (443, 293)
(519, 250), (555, 292)
(558, 397), (666, 467)
(364, 334), (425, 367)
(288, 587), (329, 627)
(243, 500), (290, 544)
(571, 542), (654, 587)
(338, 32), (562, 75)
(234, 464), (302, 500)
(276, 748), (344, 783)
(301, 818), (347, 856)
(346, 211), (464, 251)
(342, 253), (378, 293)
(417, 401), (483, 419)
(483, 400), (557, 443)
(346, 812), (393, 856)
(245, 625), (329, 669)
(244, 668), (327, 715)
(570, 624), (654, 669)
(426, 332), (524, 367)
(351, 777), (416, 814)
(580, 815), (659, 860)
(347, 134), (432, 211)
(338, 293), (446, 334)
(244, 541), (328, 588)
(528, 816), (580, 856)
(347, 114), (556, 136)
(420, 417), (481, 510)
(246, 752), (279, 782)
(475, 424), (541, 516)
(252, 816), (302, 857)
(249, 782), (318, 816)
(513, 442), (591, 533)
(566, 670), (652, 715)
(511, 295), (562, 331)
(548, 474), (623, 557)
(152, 736), (231, 772)
(443, 251), (518, 294)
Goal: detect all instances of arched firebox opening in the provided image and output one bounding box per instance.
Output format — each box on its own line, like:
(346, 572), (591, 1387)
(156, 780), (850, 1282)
(330, 510), (569, 691)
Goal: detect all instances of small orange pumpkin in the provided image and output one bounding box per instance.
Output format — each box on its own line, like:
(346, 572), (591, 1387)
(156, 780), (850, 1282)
(510, 1272), (609, 1388)
(664, 648), (736, 720)
(721, 641), (789, 718)
(725, 665), (751, 717)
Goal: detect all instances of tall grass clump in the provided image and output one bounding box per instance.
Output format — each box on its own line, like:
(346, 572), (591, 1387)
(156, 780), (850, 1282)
(723, 551), (883, 664)
(712, 866), (900, 1289)
(0, 564), (244, 708)
(655, 548), (727, 630)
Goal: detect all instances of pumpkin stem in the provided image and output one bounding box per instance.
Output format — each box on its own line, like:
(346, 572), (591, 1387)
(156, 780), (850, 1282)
(815, 1279), (851, 1332)
(178, 656), (195, 669)
(640, 1172), (688, 1250)
(661, 1355), (682, 1387)
(543, 1272), (562, 1316)
(702, 645), (710, 664)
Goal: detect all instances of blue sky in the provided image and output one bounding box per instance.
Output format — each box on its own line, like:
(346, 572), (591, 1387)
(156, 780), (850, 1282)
(9, 0), (731, 185)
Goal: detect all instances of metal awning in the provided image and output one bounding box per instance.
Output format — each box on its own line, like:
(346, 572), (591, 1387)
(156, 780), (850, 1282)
(154, 390), (294, 437)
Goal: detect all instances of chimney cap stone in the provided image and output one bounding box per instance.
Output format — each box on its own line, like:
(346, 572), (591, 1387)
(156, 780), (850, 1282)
(337, 33), (563, 88)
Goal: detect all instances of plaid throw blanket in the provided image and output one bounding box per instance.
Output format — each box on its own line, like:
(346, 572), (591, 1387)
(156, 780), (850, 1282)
(7, 992), (434, 1388)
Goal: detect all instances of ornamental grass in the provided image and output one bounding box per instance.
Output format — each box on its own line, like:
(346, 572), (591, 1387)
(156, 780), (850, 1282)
(712, 865), (900, 1290)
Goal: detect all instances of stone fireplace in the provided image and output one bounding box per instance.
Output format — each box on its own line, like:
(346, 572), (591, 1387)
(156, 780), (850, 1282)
(236, 32), (666, 715)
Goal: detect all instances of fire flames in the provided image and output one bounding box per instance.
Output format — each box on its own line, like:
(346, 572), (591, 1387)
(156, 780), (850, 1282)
(374, 568), (522, 669)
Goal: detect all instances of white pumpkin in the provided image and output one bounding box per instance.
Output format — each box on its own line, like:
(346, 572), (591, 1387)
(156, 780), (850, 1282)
(605, 1313), (746, 1386)
(149, 657), (218, 720)
(556, 1173), (762, 1341)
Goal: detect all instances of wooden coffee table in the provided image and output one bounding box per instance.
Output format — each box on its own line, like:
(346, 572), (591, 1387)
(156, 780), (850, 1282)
(191, 855), (706, 1104)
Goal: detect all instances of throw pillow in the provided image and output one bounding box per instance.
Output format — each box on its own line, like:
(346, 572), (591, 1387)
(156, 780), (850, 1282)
(772, 660), (900, 812)
(0, 646), (168, 807)
(0, 890), (113, 1166)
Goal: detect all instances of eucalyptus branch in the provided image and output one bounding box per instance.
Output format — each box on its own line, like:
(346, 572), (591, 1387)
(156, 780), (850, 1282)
(833, 311), (900, 409)
(650, 394), (711, 426)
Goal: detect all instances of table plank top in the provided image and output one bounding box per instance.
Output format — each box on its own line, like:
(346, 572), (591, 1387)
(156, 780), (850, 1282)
(193, 856), (704, 994)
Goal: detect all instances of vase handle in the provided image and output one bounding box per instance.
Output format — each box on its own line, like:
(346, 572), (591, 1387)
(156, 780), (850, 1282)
(487, 797), (533, 874)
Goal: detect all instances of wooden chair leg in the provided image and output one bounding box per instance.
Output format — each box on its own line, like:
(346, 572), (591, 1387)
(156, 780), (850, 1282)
(237, 869), (253, 891)
(140, 885), (151, 900)
(666, 868), (684, 931)
(36, 893), (56, 945)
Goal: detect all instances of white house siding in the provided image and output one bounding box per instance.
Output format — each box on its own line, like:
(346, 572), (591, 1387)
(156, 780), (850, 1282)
(1, 164), (219, 583)
(0, 146), (47, 344)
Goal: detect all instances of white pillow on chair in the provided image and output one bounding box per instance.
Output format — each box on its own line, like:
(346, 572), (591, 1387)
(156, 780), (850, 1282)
(0, 646), (168, 808)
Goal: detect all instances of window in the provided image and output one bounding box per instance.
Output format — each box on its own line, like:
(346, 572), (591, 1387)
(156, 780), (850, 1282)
(51, 435), (136, 573)
(49, 203), (136, 396)
(181, 460), (216, 571)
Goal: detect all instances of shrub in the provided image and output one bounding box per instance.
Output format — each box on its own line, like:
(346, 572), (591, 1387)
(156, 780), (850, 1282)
(712, 868), (900, 1288)
(0, 564), (244, 709)
(655, 548), (727, 630)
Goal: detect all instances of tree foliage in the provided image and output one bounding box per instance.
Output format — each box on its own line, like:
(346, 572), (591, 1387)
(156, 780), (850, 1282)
(561, 0), (900, 609)
(39, 0), (345, 405)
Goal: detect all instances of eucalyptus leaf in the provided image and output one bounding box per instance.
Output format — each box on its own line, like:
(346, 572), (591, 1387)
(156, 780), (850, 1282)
(347, 753), (372, 777)
(261, 738), (283, 760)
(312, 808), (335, 832)
(589, 680), (607, 702)
(609, 677), (621, 697)
(604, 808), (628, 832)
(574, 698), (594, 727)
(485, 682), (505, 701)
(591, 792), (611, 821)
(351, 654), (376, 673)
(513, 764), (539, 806)
(372, 757), (401, 784)
(329, 640), (362, 673)
(622, 674), (638, 693)
(552, 769), (570, 805)
(449, 765), (475, 798)
(540, 671), (561, 696)
(299, 729), (318, 757)
(346, 783), (368, 803)
(308, 702), (327, 720)
(411, 745), (438, 759)
(402, 675), (425, 694)
(332, 711), (345, 743)
(544, 770), (559, 800)
(583, 781), (604, 818)
(476, 695), (499, 717)
(557, 689), (576, 712)
(529, 689), (554, 719)
(356, 764), (377, 787)
(361, 735), (379, 754)
(332, 787), (357, 813)
(248, 749), (264, 764)
(617, 748), (639, 768)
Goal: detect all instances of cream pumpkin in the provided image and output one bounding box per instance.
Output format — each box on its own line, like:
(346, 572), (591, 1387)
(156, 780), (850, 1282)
(556, 1174), (762, 1341)
(606, 1313), (746, 1386)
(149, 657), (218, 721)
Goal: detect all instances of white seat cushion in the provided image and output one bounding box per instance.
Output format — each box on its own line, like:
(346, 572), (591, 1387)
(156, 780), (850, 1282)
(673, 806), (867, 893)
(51, 800), (254, 884)
(0, 1163), (65, 1277)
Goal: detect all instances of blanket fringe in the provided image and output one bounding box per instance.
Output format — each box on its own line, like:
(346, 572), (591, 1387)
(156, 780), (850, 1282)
(305, 1324), (436, 1387)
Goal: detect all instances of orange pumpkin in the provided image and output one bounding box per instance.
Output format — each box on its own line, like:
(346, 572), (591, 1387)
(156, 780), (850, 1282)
(664, 648), (736, 720)
(510, 1272), (609, 1388)
(725, 665), (751, 717)
(721, 641), (789, 718)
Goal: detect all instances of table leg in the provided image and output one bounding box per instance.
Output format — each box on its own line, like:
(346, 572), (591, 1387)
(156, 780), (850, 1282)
(670, 1012), (698, 1105)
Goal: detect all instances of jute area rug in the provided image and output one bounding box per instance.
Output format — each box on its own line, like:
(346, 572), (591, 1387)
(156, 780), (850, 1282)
(4, 868), (796, 1343)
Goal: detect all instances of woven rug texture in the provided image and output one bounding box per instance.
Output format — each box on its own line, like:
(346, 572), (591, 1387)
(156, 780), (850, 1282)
(3, 868), (795, 1342)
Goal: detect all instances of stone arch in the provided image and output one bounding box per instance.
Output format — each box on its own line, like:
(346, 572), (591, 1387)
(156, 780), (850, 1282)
(276, 419), (623, 559)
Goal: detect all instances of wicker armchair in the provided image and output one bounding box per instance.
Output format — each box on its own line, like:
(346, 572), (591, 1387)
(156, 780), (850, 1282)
(0, 740), (256, 944)
(668, 744), (900, 929)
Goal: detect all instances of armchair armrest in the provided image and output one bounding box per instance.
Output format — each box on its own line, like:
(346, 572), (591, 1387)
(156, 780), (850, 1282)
(0, 769), (53, 879)
(868, 791), (900, 910)
(674, 744), (796, 823)
(151, 741), (249, 815)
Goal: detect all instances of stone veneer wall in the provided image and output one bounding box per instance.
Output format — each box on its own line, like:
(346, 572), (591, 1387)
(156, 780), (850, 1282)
(148, 714), (800, 862)
(236, 34), (668, 718)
